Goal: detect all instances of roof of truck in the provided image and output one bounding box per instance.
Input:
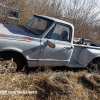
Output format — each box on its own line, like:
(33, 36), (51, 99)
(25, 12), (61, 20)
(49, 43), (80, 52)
(35, 15), (74, 28)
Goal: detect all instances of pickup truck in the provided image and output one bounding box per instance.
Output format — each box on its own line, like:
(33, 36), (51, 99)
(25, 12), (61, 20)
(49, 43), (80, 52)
(0, 15), (100, 72)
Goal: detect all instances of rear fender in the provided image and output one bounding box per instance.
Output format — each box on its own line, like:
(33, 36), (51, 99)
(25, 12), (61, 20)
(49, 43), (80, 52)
(77, 48), (100, 67)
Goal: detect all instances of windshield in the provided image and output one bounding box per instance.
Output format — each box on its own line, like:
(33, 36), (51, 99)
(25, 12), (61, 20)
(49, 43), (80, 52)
(22, 16), (53, 35)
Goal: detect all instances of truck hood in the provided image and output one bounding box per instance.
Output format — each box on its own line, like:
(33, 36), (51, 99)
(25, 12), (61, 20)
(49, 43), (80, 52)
(0, 24), (33, 40)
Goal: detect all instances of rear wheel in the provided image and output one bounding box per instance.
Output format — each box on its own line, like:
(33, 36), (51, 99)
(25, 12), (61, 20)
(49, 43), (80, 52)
(87, 58), (100, 73)
(0, 52), (23, 73)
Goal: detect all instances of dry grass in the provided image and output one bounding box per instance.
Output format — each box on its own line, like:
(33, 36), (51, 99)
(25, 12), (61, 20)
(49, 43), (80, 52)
(0, 68), (100, 100)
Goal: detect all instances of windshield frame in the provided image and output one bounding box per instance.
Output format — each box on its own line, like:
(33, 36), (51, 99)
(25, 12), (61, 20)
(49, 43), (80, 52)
(22, 16), (53, 36)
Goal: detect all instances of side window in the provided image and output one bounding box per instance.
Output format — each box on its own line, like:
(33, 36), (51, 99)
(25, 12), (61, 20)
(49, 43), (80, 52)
(45, 24), (70, 42)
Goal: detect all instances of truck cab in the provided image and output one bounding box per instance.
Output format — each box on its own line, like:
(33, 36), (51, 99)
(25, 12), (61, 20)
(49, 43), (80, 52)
(22, 15), (74, 67)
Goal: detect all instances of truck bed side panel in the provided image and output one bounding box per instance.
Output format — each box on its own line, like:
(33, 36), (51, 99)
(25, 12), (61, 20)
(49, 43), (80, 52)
(78, 48), (100, 66)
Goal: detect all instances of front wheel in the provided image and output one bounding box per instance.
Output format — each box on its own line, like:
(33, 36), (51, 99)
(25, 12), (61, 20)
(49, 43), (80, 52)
(0, 52), (23, 73)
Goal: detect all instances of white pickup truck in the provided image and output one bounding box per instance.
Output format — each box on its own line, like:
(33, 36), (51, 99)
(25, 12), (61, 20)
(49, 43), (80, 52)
(0, 15), (100, 72)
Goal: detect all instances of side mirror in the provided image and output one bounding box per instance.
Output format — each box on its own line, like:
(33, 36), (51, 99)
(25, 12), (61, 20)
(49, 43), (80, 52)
(47, 40), (55, 48)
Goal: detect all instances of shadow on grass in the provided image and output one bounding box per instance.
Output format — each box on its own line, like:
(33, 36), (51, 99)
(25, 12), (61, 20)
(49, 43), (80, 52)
(27, 66), (87, 73)
(78, 76), (95, 90)
(78, 76), (100, 94)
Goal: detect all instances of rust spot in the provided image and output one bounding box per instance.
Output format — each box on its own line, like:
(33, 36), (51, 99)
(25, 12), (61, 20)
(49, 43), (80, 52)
(23, 36), (30, 40)
(31, 48), (37, 52)
(0, 33), (5, 35)
(0, 33), (31, 41)
(85, 61), (86, 63)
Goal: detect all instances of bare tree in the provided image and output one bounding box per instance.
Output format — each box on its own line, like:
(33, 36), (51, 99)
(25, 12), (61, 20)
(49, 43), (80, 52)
(63, 0), (100, 40)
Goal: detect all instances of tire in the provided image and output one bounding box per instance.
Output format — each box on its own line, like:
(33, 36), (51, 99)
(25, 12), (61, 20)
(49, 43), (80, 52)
(0, 52), (23, 72)
(87, 58), (100, 73)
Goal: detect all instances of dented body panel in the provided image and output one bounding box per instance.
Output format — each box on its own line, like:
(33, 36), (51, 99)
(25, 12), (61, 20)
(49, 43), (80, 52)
(68, 44), (100, 68)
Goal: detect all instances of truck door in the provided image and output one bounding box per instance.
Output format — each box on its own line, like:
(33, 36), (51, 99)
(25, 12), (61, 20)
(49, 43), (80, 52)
(37, 23), (74, 67)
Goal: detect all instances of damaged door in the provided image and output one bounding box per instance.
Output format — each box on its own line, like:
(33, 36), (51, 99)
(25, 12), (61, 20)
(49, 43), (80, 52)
(37, 23), (73, 67)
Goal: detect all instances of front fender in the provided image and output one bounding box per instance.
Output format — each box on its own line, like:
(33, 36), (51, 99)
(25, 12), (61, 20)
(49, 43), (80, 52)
(0, 47), (28, 60)
(77, 48), (100, 67)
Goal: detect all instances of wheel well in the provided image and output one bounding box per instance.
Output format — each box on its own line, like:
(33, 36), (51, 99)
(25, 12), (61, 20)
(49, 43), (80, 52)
(88, 57), (100, 66)
(0, 51), (28, 68)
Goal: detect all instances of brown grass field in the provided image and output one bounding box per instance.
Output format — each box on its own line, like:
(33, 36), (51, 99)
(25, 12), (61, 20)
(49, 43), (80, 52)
(0, 67), (100, 100)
